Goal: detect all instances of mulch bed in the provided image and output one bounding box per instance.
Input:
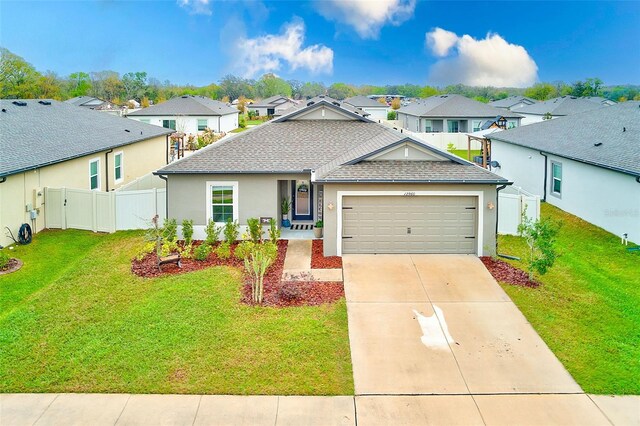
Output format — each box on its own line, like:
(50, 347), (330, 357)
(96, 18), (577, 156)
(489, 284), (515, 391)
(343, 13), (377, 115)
(311, 239), (343, 269)
(0, 258), (23, 275)
(131, 240), (344, 307)
(480, 256), (540, 288)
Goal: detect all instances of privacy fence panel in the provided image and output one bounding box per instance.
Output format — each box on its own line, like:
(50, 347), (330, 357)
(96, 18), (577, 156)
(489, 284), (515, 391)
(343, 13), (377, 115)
(498, 187), (540, 235)
(114, 188), (165, 230)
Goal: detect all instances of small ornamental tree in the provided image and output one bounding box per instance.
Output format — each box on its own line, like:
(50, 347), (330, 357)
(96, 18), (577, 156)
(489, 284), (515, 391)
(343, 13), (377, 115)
(244, 242), (278, 303)
(517, 209), (560, 280)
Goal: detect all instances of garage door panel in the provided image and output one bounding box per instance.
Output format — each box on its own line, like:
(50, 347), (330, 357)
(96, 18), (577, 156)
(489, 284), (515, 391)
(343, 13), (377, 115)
(342, 195), (477, 254)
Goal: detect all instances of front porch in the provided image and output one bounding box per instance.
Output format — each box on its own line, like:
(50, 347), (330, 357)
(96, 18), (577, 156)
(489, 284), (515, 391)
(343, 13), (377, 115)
(278, 179), (323, 237)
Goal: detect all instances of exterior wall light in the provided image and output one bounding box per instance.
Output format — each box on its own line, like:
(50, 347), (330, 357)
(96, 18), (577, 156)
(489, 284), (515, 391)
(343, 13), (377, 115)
(487, 202), (495, 210)
(327, 202), (335, 211)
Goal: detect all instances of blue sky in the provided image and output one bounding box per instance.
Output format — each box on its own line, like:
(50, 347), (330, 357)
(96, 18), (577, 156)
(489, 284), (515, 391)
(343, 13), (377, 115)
(1, 0), (638, 87)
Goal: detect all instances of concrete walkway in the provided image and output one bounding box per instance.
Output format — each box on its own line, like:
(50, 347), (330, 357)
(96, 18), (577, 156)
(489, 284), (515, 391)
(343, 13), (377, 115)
(281, 240), (342, 282)
(2, 393), (638, 425)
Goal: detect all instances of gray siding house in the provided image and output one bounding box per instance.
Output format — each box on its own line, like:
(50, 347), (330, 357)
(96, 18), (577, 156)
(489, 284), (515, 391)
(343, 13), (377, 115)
(514, 96), (608, 125)
(397, 94), (523, 134)
(489, 96), (537, 111)
(249, 95), (297, 117)
(156, 96), (510, 257)
(489, 101), (640, 242)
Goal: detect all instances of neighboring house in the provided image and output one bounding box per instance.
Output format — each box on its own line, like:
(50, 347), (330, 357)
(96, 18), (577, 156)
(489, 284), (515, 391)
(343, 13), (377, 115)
(0, 99), (173, 248)
(155, 96), (509, 257)
(127, 95), (239, 134)
(514, 96), (608, 125)
(65, 96), (122, 115)
(343, 95), (389, 120)
(488, 101), (640, 242)
(489, 95), (537, 111)
(584, 96), (617, 106)
(249, 95), (297, 117)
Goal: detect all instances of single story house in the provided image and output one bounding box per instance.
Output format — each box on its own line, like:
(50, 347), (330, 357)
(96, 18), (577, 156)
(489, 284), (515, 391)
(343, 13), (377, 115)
(249, 95), (297, 117)
(343, 95), (389, 120)
(127, 95), (239, 134)
(155, 96), (509, 257)
(489, 95), (537, 111)
(65, 96), (122, 115)
(514, 96), (608, 125)
(488, 101), (640, 242)
(0, 99), (173, 248)
(398, 95), (523, 134)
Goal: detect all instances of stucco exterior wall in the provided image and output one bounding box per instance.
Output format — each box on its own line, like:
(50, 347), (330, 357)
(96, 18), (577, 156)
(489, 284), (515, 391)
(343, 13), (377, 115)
(0, 135), (168, 247)
(361, 106), (389, 120)
(321, 183), (499, 257)
(129, 113), (239, 134)
(490, 140), (640, 242)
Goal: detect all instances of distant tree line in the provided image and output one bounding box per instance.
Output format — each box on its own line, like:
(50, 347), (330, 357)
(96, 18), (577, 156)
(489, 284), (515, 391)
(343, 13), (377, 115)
(2, 48), (639, 105)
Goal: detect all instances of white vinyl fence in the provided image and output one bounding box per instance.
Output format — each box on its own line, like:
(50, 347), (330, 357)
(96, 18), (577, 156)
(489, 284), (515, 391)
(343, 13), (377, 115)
(44, 187), (166, 233)
(498, 186), (540, 235)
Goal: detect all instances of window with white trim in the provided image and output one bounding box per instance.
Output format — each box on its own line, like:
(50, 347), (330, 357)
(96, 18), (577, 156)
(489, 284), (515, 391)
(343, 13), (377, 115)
(162, 119), (176, 130)
(89, 158), (100, 190)
(197, 119), (208, 131)
(207, 182), (238, 223)
(472, 120), (482, 132)
(424, 120), (433, 132)
(114, 152), (123, 183)
(551, 162), (562, 195)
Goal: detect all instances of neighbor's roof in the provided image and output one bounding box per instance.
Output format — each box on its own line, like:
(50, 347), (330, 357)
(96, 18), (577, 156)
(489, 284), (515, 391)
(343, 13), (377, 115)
(513, 96), (607, 116)
(65, 96), (112, 108)
(489, 101), (640, 176)
(157, 101), (507, 184)
(127, 95), (238, 116)
(489, 96), (537, 109)
(250, 95), (294, 108)
(275, 95), (371, 119)
(0, 99), (173, 177)
(398, 94), (522, 118)
(344, 95), (387, 108)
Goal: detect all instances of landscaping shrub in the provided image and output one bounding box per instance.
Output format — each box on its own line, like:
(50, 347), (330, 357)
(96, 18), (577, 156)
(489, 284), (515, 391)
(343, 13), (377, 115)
(194, 243), (211, 261)
(244, 242), (278, 304)
(182, 219), (194, 245)
(163, 218), (178, 243)
(223, 219), (239, 244)
(278, 282), (301, 302)
(135, 241), (156, 261)
(234, 241), (255, 260)
(268, 218), (280, 244)
(180, 244), (193, 259)
(387, 110), (397, 120)
(160, 240), (179, 257)
(246, 217), (262, 243)
(215, 242), (231, 259)
(239, 115), (246, 129)
(0, 251), (11, 269)
(518, 209), (560, 280)
(205, 219), (220, 246)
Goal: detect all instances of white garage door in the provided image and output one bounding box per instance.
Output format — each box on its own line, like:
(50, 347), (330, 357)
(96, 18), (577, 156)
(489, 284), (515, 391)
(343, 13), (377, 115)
(342, 195), (477, 254)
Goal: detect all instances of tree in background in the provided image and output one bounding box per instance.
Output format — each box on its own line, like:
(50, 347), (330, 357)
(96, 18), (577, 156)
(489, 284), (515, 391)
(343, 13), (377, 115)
(287, 79), (303, 99)
(328, 82), (357, 99)
(236, 95), (248, 112)
(524, 83), (558, 100)
(299, 81), (326, 98)
(67, 72), (92, 97)
(256, 73), (292, 98)
(377, 97), (387, 105)
(419, 86), (439, 98)
(390, 97), (401, 109)
(218, 75), (255, 101)
(0, 48), (43, 98)
(38, 71), (64, 99)
(122, 71), (147, 101)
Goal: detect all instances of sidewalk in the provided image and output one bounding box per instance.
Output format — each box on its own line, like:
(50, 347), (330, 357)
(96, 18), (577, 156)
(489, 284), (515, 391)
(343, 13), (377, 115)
(281, 240), (342, 282)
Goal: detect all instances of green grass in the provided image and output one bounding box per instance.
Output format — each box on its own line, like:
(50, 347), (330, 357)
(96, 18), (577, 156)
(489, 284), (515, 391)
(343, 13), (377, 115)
(498, 203), (639, 394)
(246, 119), (264, 126)
(450, 149), (481, 160)
(0, 230), (353, 395)
(230, 127), (247, 133)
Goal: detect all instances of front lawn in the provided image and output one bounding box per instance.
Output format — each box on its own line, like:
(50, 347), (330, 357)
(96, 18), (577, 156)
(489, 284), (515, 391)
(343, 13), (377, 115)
(0, 230), (353, 395)
(497, 204), (639, 394)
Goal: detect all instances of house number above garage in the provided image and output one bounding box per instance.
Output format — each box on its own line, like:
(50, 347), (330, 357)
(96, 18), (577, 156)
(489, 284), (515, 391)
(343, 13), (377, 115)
(404, 192), (416, 196)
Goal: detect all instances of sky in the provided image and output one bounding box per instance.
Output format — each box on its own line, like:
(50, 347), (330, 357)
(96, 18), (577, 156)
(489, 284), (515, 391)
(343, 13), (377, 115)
(1, 0), (639, 88)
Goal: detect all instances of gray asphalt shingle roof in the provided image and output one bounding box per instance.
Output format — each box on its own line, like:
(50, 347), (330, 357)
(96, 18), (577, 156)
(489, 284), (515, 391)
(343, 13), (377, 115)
(0, 99), (173, 177)
(276, 96), (370, 119)
(250, 95), (293, 108)
(489, 101), (640, 176)
(157, 102), (507, 184)
(127, 95), (238, 116)
(344, 95), (387, 108)
(489, 96), (536, 109)
(398, 94), (522, 118)
(513, 96), (607, 116)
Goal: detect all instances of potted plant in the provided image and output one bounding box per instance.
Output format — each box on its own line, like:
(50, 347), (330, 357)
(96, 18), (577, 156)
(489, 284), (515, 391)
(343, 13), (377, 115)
(281, 197), (291, 228)
(313, 220), (323, 238)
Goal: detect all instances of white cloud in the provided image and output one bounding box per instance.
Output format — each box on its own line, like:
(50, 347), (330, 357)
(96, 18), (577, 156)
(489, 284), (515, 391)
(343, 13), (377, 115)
(425, 28), (538, 87)
(177, 0), (211, 15)
(317, 0), (415, 39)
(236, 20), (334, 78)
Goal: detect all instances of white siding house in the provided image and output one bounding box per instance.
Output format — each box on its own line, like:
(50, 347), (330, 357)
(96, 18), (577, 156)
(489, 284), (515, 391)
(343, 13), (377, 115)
(249, 95), (297, 117)
(489, 102), (640, 242)
(343, 96), (389, 120)
(514, 96), (609, 125)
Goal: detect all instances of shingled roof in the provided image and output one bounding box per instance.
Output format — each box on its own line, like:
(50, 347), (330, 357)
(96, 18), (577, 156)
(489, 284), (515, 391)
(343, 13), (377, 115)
(489, 101), (640, 176)
(398, 94), (522, 118)
(489, 96), (537, 109)
(344, 95), (387, 108)
(0, 99), (173, 177)
(127, 95), (238, 116)
(513, 96), (607, 116)
(157, 101), (507, 184)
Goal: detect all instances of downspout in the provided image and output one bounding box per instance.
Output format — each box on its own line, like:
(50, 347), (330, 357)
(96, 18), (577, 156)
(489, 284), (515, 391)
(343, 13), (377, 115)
(158, 174), (168, 218)
(218, 116), (221, 132)
(105, 149), (113, 191)
(495, 184), (508, 254)
(636, 176), (640, 184)
(0, 176), (6, 184)
(539, 151), (548, 201)
(166, 134), (170, 164)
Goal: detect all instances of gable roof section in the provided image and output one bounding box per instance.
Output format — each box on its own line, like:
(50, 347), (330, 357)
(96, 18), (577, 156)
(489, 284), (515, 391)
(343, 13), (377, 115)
(514, 96), (606, 116)
(398, 94), (522, 118)
(344, 95), (387, 108)
(489, 102), (640, 176)
(0, 100), (173, 177)
(489, 96), (536, 109)
(127, 95), (238, 116)
(273, 96), (372, 122)
(250, 95), (293, 108)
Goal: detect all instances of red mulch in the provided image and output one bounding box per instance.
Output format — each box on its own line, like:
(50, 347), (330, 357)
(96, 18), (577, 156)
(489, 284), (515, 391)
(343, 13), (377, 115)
(480, 256), (540, 288)
(311, 239), (343, 269)
(131, 240), (344, 307)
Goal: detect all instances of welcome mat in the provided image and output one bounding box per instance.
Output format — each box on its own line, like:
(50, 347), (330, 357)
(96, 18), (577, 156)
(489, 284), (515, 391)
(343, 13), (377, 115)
(290, 224), (313, 230)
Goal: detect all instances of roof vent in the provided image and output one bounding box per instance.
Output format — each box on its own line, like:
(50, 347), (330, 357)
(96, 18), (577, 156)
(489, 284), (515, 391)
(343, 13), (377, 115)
(307, 101), (315, 106)
(38, 100), (51, 105)
(1, 109), (6, 113)
(12, 101), (27, 106)
(124, 129), (130, 133)
(623, 127), (626, 132)
(594, 142), (603, 147)
(332, 101), (340, 106)
(319, 95), (325, 98)
(181, 95), (188, 98)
